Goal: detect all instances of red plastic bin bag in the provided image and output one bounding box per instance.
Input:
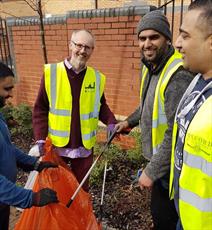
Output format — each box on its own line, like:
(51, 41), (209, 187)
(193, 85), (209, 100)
(15, 139), (101, 230)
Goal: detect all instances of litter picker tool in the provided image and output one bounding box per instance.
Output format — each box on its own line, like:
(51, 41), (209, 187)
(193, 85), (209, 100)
(100, 160), (108, 220)
(66, 128), (118, 208)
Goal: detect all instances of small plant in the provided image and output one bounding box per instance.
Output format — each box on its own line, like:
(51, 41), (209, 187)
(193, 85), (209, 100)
(126, 130), (145, 162)
(126, 130), (148, 174)
(90, 128), (147, 186)
(0, 103), (33, 139)
(0, 102), (14, 122)
(91, 141), (123, 185)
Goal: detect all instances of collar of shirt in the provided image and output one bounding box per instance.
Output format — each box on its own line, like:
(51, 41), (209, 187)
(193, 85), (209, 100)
(64, 58), (86, 74)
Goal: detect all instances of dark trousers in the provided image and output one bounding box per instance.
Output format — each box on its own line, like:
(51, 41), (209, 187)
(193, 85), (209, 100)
(62, 153), (93, 192)
(176, 219), (183, 230)
(0, 205), (10, 230)
(150, 180), (178, 230)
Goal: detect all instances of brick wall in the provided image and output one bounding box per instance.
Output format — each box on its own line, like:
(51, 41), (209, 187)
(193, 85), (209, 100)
(7, 6), (182, 148)
(67, 15), (142, 116)
(11, 22), (69, 105)
(8, 7), (149, 117)
(6, 6), (148, 148)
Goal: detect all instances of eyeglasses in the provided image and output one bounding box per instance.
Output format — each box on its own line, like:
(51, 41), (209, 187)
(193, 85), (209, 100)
(71, 41), (93, 52)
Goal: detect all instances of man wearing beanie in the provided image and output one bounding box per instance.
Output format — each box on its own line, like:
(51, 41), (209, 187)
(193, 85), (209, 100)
(116, 10), (193, 229)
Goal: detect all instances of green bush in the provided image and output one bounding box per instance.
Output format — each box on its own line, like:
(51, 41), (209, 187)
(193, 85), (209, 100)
(126, 130), (141, 160)
(90, 129), (147, 186)
(91, 143), (123, 185)
(0, 103), (33, 138)
(126, 130), (148, 176)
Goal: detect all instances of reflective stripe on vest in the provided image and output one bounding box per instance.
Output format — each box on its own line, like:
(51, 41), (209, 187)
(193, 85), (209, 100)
(140, 50), (183, 155)
(183, 150), (212, 177)
(49, 64), (71, 117)
(179, 187), (212, 212)
(82, 130), (97, 140)
(47, 63), (71, 140)
(170, 76), (212, 229)
(45, 62), (105, 148)
(48, 127), (69, 137)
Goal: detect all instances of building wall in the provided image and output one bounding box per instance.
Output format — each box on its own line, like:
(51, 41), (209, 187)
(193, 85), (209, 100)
(1, 0), (141, 18)
(0, 0), (191, 18)
(6, 5), (187, 148)
(8, 5), (184, 117)
(9, 7), (150, 119)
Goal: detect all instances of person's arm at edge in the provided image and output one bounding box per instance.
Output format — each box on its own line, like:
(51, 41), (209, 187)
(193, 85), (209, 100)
(126, 106), (141, 128)
(14, 146), (38, 171)
(99, 93), (117, 125)
(0, 174), (33, 208)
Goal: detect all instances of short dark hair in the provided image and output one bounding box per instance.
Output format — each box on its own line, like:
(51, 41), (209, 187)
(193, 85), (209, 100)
(189, 0), (212, 37)
(0, 62), (14, 79)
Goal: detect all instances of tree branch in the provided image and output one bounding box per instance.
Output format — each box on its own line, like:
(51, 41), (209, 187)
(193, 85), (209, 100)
(23, 0), (38, 12)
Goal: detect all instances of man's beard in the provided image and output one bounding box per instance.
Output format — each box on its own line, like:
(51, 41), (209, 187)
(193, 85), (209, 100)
(0, 96), (5, 108)
(142, 43), (169, 66)
(71, 57), (86, 72)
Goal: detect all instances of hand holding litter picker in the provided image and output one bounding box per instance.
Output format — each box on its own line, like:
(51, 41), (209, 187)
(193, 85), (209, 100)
(66, 127), (118, 208)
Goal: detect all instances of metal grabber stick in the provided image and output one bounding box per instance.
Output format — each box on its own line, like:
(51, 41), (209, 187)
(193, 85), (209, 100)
(100, 160), (108, 220)
(66, 128), (117, 208)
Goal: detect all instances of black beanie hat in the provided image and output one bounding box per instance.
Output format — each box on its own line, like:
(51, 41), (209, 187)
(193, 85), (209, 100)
(136, 10), (172, 41)
(0, 62), (14, 78)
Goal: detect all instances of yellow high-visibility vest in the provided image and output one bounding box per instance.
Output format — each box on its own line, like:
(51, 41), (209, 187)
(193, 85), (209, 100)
(170, 75), (212, 230)
(44, 62), (105, 149)
(140, 50), (183, 155)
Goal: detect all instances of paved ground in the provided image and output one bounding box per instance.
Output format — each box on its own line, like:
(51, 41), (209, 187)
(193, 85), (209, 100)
(9, 207), (22, 230)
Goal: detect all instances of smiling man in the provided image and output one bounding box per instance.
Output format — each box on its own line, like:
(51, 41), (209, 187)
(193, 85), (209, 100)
(169, 0), (212, 229)
(115, 10), (193, 229)
(33, 30), (116, 192)
(0, 62), (58, 230)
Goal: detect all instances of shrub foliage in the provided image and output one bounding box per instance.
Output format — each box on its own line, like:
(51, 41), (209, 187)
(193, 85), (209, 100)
(0, 103), (33, 139)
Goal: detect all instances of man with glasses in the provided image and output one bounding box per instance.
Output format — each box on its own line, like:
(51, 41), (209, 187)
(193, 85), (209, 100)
(32, 30), (117, 192)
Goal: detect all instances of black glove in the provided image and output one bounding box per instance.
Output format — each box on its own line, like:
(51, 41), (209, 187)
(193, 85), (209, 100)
(32, 188), (59, 207)
(34, 161), (58, 173)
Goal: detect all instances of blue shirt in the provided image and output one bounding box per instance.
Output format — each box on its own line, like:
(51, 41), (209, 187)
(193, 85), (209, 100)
(0, 113), (37, 208)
